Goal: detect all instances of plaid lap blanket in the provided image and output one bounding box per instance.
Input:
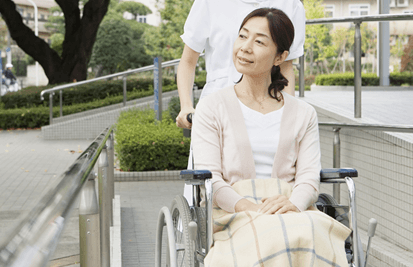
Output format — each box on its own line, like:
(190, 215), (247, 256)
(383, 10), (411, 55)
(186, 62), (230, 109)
(205, 179), (351, 267)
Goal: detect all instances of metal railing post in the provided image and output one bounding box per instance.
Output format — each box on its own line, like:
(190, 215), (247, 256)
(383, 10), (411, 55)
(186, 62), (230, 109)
(98, 146), (110, 267)
(59, 90), (63, 117)
(49, 93), (53, 125)
(333, 128), (341, 203)
(79, 172), (100, 267)
(354, 21), (362, 118)
(106, 132), (115, 226)
(123, 76), (127, 106)
(299, 55), (305, 97)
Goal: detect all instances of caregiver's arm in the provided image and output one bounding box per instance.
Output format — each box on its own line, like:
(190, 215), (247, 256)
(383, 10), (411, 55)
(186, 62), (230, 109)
(289, 106), (321, 212)
(176, 45), (199, 129)
(191, 99), (244, 213)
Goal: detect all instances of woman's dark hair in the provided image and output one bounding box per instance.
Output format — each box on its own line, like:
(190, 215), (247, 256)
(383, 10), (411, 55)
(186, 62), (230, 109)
(236, 8), (295, 101)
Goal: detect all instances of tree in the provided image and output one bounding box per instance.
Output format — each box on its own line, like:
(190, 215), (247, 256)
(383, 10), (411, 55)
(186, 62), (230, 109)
(303, 0), (334, 75)
(0, 0), (110, 84)
(115, 1), (152, 20)
(400, 35), (413, 72)
(44, 6), (65, 35)
(144, 0), (193, 60)
(0, 17), (8, 50)
(89, 1), (153, 76)
(391, 35), (406, 72)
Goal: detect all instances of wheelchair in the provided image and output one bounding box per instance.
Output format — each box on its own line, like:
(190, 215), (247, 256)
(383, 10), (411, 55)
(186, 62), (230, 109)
(155, 168), (378, 267)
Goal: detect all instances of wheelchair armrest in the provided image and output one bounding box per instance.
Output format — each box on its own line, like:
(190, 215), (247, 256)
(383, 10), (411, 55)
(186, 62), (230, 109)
(180, 170), (212, 180)
(320, 168), (358, 182)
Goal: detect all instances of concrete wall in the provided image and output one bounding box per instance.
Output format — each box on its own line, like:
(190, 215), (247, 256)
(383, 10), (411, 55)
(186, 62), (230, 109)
(314, 106), (413, 266)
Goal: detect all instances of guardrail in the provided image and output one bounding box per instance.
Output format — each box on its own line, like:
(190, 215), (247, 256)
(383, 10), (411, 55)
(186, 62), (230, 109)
(298, 13), (413, 118)
(0, 125), (116, 267)
(40, 55), (204, 125)
(319, 122), (413, 202)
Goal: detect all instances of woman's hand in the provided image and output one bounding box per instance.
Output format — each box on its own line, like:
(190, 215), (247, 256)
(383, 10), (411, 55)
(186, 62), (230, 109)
(259, 195), (299, 214)
(176, 106), (195, 129)
(235, 198), (262, 213)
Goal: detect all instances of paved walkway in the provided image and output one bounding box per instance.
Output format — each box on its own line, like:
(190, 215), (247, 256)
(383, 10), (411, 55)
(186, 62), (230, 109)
(0, 89), (412, 266)
(0, 129), (91, 264)
(299, 90), (413, 125)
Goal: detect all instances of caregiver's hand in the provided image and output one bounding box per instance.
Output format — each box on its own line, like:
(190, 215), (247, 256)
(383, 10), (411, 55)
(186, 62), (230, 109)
(260, 195), (299, 214)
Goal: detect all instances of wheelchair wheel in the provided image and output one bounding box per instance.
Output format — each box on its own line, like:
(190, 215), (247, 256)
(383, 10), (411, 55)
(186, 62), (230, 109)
(316, 193), (349, 227)
(193, 207), (206, 260)
(169, 195), (195, 267)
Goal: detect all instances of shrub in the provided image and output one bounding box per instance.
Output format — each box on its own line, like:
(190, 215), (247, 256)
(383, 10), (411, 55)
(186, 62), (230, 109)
(1, 77), (175, 109)
(115, 109), (190, 171)
(167, 96), (199, 123)
(194, 71), (206, 89)
(315, 72), (413, 86)
(389, 72), (413, 86)
(315, 72), (379, 86)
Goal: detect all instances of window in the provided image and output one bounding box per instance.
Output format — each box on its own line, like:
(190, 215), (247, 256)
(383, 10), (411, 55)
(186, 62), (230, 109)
(137, 15), (147, 23)
(26, 12), (31, 18)
(325, 5), (334, 18)
(397, 0), (409, 7)
(349, 4), (370, 16)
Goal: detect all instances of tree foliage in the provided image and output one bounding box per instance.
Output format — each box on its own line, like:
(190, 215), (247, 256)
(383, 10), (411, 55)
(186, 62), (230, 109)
(144, 0), (193, 60)
(115, 1), (152, 20)
(303, 0), (334, 74)
(0, 17), (9, 50)
(44, 6), (65, 35)
(89, 1), (153, 76)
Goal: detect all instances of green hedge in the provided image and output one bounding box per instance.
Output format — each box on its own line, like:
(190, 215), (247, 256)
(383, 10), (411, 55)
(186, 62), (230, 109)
(389, 72), (413, 86)
(315, 72), (413, 86)
(0, 78), (176, 109)
(0, 85), (177, 130)
(115, 109), (190, 171)
(315, 73), (379, 86)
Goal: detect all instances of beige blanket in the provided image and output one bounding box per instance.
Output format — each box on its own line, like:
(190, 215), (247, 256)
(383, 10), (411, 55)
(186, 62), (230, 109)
(204, 179), (351, 267)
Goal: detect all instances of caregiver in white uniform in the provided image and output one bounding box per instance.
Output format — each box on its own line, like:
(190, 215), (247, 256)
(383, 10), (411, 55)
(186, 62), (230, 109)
(176, 0), (306, 204)
(176, 0), (306, 129)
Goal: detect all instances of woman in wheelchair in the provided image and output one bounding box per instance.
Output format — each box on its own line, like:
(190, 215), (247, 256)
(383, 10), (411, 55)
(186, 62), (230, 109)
(191, 8), (351, 266)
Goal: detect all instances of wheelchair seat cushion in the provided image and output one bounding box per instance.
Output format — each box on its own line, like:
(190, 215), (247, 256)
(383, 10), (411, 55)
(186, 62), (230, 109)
(205, 178), (351, 267)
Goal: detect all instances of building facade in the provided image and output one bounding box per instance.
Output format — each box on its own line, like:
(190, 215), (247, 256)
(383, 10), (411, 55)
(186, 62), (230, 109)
(121, 0), (163, 26)
(12, 0), (57, 43)
(323, 0), (413, 35)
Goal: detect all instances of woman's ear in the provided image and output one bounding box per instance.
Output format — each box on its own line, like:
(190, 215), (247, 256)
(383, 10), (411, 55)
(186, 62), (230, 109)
(274, 51), (289, 66)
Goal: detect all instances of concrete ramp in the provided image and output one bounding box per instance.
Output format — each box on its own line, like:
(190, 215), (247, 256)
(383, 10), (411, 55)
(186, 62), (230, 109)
(41, 90), (190, 140)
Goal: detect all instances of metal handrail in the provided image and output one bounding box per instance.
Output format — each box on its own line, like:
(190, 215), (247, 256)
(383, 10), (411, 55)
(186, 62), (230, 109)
(318, 121), (412, 204)
(40, 54), (203, 125)
(319, 122), (413, 133)
(299, 13), (413, 118)
(39, 58), (183, 101)
(306, 13), (413, 24)
(0, 125), (115, 267)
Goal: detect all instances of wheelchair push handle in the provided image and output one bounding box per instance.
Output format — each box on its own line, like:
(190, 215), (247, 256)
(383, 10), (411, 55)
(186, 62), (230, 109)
(186, 113), (193, 124)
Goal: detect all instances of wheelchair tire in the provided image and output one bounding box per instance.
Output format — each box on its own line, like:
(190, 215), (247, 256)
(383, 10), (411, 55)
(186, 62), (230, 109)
(316, 193), (349, 228)
(169, 195), (195, 267)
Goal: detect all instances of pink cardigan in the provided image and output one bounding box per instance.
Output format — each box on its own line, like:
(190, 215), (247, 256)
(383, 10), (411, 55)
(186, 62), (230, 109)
(192, 86), (321, 213)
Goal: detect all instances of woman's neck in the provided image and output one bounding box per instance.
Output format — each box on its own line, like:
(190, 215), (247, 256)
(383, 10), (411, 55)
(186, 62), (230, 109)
(237, 73), (272, 99)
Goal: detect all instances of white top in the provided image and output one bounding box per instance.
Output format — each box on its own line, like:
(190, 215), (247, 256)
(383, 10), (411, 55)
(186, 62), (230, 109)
(181, 0), (305, 98)
(238, 99), (284, 180)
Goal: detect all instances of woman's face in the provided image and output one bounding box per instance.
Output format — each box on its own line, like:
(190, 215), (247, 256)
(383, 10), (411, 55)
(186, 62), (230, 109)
(233, 16), (280, 78)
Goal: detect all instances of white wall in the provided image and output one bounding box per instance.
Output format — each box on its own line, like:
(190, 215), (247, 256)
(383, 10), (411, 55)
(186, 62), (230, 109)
(26, 64), (48, 86)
